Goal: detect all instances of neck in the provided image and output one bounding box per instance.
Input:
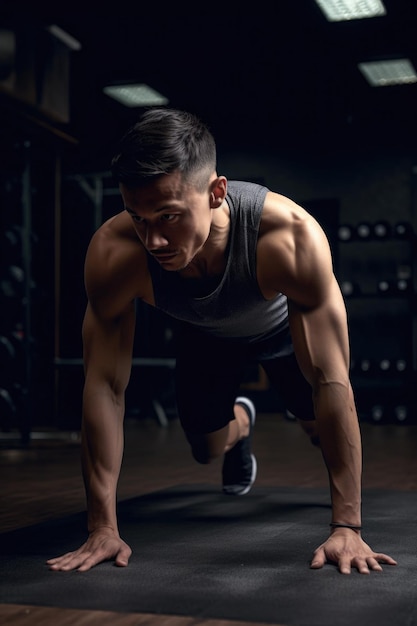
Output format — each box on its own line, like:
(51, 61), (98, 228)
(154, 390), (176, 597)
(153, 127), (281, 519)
(180, 201), (230, 280)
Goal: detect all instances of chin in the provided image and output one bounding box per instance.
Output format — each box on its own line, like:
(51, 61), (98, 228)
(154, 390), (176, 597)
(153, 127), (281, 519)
(175, 261), (193, 272)
(168, 247), (203, 273)
(160, 257), (190, 272)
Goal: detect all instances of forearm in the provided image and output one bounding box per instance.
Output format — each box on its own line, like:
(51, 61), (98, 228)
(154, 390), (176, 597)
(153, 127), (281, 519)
(81, 387), (125, 534)
(314, 382), (362, 526)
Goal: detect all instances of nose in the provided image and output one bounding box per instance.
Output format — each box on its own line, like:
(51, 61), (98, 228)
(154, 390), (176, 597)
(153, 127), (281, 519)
(145, 226), (168, 250)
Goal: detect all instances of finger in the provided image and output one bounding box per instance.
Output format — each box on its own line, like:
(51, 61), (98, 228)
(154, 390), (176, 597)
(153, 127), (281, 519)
(115, 545), (132, 567)
(373, 553), (398, 566)
(49, 557), (85, 572)
(48, 557), (78, 571)
(78, 544), (123, 572)
(310, 547), (326, 569)
(367, 558), (383, 572)
(353, 559), (370, 575)
(76, 554), (105, 572)
(46, 551), (75, 565)
(48, 551), (92, 572)
(338, 558), (352, 575)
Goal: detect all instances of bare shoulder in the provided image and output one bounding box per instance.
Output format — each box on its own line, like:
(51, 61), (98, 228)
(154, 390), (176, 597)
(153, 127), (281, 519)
(257, 191), (334, 306)
(85, 211), (153, 318)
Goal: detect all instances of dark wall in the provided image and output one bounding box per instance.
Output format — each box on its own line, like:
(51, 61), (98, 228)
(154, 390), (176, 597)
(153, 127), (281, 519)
(219, 148), (417, 422)
(1, 130), (416, 434)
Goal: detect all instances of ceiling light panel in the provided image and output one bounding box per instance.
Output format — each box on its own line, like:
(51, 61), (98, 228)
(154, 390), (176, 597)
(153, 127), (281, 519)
(103, 84), (169, 107)
(358, 58), (417, 86)
(314, 0), (386, 21)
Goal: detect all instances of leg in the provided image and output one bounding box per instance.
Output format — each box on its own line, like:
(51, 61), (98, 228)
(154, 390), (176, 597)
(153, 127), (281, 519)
(225, 402), (251, 452)
(261, 351), (320, 446)
(175, 324), (257, 493)
(185, 401), (251, 464)
(175, 325), (245, 463)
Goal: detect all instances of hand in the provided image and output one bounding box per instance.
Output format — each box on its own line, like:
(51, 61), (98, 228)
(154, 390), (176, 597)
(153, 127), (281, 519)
(46, 527), (132, 572)
(310, 528), (397, 574)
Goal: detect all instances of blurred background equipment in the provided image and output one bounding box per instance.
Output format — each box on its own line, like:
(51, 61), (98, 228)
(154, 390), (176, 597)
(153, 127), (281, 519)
(0, 1), (416, 442)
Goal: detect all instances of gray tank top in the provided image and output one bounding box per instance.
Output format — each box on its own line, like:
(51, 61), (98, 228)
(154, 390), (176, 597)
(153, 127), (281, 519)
(147, 180), (289, 342)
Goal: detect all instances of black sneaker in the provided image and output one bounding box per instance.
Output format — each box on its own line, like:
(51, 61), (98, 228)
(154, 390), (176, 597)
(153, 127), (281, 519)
(222, 396), (257, 496)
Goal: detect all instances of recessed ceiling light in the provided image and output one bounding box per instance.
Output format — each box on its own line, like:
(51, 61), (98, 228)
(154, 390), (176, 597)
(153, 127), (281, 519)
(103, 84), (169, 107)
(358, 58), (417, 86)
(314, 0), (386, 21)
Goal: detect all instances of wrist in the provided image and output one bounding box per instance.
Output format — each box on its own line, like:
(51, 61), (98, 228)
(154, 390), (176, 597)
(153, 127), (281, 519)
(329, 522), (362, 533)
(89, 524), (119, 536)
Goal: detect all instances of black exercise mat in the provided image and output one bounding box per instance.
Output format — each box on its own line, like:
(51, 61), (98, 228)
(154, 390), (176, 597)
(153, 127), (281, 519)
(0, 485), (415, 626)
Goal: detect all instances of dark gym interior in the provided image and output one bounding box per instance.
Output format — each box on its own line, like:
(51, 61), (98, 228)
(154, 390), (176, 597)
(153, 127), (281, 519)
(1, 2), (417, 625)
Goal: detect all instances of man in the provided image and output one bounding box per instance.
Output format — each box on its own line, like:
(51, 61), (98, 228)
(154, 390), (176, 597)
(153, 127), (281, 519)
(47, 108), (396, 574)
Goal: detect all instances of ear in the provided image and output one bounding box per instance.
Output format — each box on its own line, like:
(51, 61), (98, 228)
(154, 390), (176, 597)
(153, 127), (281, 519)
(209, 176), (227, 208)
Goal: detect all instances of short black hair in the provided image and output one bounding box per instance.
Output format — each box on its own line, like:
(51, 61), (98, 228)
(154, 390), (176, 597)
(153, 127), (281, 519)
(111, 108), (217, 190)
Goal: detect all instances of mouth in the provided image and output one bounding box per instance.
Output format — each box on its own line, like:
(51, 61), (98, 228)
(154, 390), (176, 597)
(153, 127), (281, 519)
(151, 251), (178, 264)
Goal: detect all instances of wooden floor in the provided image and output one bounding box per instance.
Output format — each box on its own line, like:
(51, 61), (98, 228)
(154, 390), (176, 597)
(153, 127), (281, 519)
(1, 410), (417, 625)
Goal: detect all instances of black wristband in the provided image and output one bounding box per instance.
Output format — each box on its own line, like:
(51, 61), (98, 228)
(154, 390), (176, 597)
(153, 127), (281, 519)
(330, 522), (362, 531)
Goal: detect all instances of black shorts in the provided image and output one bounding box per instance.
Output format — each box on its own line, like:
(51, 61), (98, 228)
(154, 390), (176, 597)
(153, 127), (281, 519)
(174, 322), (315, 436)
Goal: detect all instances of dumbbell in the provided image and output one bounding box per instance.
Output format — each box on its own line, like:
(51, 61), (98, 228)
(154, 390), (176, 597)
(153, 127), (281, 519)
(373, 221), (392, 239)
(359, 358), (372, 373)
(0, 224), (23, 265)
(0, 335), (16, 383)
(356, 222), (372, 240)
(377, 358), (410, 374)
(340, 281), (360, 297)
(396, 278), (412, 294)
(337, 224), (355, 242)
(394, 221), (414, 239)
(0, 387), (16, 431)
(395, 359), (408, 373)
(394, 405), (409, 423)
(377, 278), (412, 295)
(370, 404), (385, 423)
(0, 335), (15, 365)
(5, 265), (25, 297)
(378, 358), (391, 373)
(375, 358), (409, 376)
(0, 331), (26, 383)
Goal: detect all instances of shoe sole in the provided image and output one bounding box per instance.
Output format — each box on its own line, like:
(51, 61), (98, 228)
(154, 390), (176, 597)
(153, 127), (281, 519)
(234, 453), (257, 496)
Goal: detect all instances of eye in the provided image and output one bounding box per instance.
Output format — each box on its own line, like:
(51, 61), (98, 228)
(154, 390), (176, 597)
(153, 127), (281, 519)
(130, 214), (144, 223)
(161, 214), (177, 222)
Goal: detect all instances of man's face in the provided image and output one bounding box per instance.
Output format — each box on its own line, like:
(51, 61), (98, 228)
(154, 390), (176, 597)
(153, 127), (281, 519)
(121, 171), (220, 272)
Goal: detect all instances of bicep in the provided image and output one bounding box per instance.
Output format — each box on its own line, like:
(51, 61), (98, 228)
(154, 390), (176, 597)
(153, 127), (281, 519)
(82, 301), (136, 395)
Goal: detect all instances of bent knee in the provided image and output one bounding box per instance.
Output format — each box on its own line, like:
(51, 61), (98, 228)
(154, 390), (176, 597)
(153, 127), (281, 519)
(191, 445), (225, 464)
(187, 435), (223, 465)
(191, 445), (211, 464)
(186, 425), (229, 464)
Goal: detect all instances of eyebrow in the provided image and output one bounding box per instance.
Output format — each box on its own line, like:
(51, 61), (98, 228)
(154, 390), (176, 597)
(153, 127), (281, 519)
(124, 204), (179, 216)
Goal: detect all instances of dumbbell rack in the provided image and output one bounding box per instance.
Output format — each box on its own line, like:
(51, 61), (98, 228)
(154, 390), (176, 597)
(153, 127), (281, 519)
(337, 221), (417, 424)
(0, 129), (65, 445)
(0, 142), (33, 444)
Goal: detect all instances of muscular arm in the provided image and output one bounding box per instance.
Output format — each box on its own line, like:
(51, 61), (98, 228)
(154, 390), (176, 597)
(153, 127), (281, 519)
(48, 213), (148, 571)
(258, 192), (396, 573)
(283, 216), (362, 528)
(288, 279), (361, 527)
(81, 300), (136, 536)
